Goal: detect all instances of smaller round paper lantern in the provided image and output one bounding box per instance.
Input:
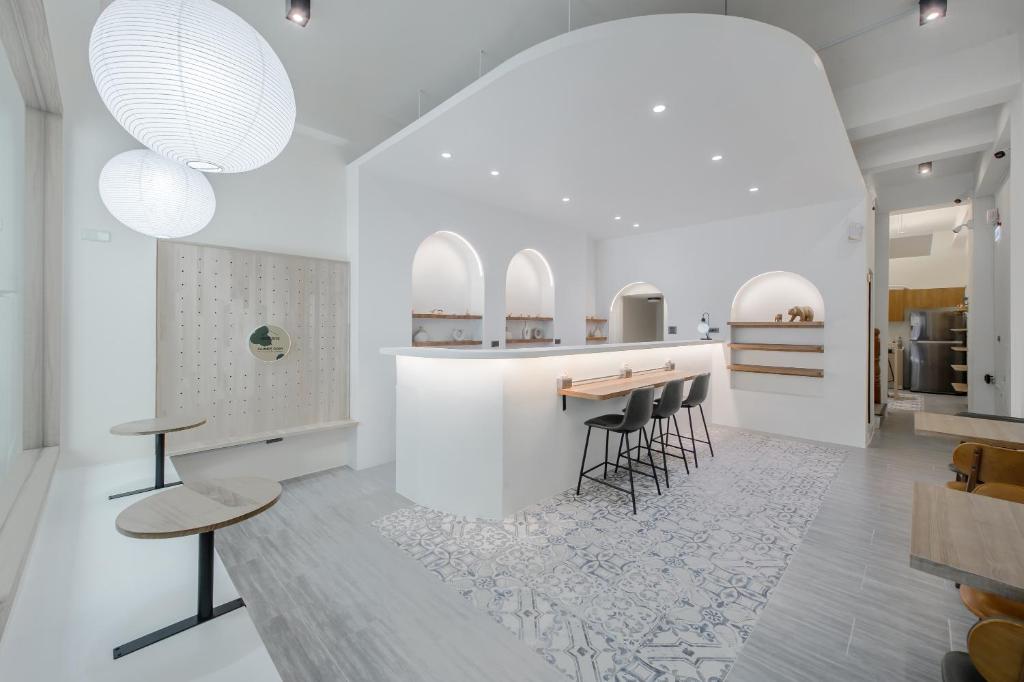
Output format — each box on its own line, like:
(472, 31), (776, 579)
(99, 150), (216, 239)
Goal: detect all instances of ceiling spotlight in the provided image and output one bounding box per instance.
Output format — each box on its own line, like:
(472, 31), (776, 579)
(711, 155), (723, 161)
(614, 216), (622, 221)
(561, 197), (571, 203)
(652, 104), (667, 114)
(748, 187), (759, 192)
(995, 150), (1006, 159)
(489, 170), (500, 176)
(632, 223), (640, 228)
(918, 161), (932, 175)
(919, 0), (946, 25)
(286, 0), (310, 26)
(440, 151), (452, 159)
(952, 223), (967, 234)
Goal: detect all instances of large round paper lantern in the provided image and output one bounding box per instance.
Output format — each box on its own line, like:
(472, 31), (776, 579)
(99, 150), (216, 238)
(89, 0), (296, 174)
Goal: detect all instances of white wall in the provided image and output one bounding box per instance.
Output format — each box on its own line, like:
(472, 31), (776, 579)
(994, 177), (1013, 415)
(505, 250), (554, 318)
(60, 90), (352, 481)
(596, 198), (870, 447)
(888, 230), (969, 289)
(969, 196), (997, 414)
(350, 173), (592, 470)
(0, 46), (25, 476)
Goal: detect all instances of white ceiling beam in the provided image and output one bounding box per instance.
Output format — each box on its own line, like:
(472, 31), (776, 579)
(975, 104), (1013, 197)
(876, 170), (976, 212)
(854, 107), (1000, 173)
(836, 35), (1020, 142)
(0, 0), (61, 113)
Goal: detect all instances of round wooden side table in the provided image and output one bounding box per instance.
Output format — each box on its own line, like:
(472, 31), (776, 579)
(108, 415), (206, 500)
(112, 476), (281, 659)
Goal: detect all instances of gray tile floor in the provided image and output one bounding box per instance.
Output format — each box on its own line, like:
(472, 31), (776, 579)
(218, 393), (974, 681)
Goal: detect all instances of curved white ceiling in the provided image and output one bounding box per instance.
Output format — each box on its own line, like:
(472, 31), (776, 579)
(353, 14), (865, 238)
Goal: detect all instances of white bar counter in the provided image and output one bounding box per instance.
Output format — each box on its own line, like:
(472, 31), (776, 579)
(381, 340), (722, 519)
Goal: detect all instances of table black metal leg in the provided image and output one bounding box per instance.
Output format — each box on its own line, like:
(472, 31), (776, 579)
(108, 433), (183, 500)
(113, 531), (245, 660)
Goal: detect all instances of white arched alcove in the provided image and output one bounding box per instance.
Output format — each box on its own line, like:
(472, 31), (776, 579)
(505, 249), (555, 345)
(410, 231), (484, 346)
(729, 271), (826, 395)
(609, 282), (666, 343)
(731, 271), (825, 322)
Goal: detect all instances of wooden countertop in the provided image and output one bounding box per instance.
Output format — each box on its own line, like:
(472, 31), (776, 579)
(111, 415), (207, 436)
(559, 369), (700, 401)
(910, 482), (1024, 602)
(116, 477), (282, 539)
(914, 411), (1024, 449)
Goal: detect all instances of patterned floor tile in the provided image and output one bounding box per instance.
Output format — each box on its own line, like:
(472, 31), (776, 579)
(373, 428), (846, 681)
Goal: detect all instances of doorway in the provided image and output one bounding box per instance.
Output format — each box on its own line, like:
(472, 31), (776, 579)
(609, 282), (666, 343)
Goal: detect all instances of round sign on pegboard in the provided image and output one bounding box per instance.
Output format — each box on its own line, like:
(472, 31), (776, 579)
(249, 324), (291, 362)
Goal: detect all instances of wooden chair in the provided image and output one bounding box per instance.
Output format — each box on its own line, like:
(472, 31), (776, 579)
(941, 617), (1024, 682)
(947, 443), (1024, 492)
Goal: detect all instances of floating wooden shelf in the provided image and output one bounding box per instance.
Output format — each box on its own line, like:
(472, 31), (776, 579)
(586, 336), (608, 342)
(727, 321), (824, 328)
(586, 317), (608, 323)
(729, 343), (824, 353)
(728, 363), (824, 378)
(952, 382), (969, 393)
(506, 338), (554, 345)
(412, 340), (483, 347)
(950, 328), (967, 332)
(952, 346), (968, 352)
(412, 312), (483, 320)
(506, 315), (554, 321)
(951, 364), (968, 372)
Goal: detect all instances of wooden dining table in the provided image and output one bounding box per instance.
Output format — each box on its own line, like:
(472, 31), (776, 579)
(558, 369), (699, 410)
(910, 482), (1024, 602)
(913, 411), (1024, 450)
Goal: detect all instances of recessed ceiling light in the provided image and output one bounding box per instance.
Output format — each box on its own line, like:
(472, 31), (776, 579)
(561, 197), (571, 203)
(918, 161), (932, 175)
(919, 0), (946, 24)
(614, 216), (622, 221)
(711, 155), (723, 161)
(440, 151), (452, 159)
(632, 223), (640, 228)
(286, 0), (311, 26)
(652, 104), (667, 114)
(489, 170), (500, 176)
(749, 187), (759, 193)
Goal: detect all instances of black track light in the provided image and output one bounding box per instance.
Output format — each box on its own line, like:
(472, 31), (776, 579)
(286, 0), (310, 27)
(919, 0), (947, 26)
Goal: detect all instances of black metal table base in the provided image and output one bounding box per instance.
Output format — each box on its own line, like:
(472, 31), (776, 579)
(114, 531), (242, 659)
(112, 598), (245, 659)
(109, 432), (177, 500)
(108, 479), (182, 500)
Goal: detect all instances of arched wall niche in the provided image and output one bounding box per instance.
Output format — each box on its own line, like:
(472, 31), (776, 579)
(731, 271), (825, 322)
(609, 281), (666, 343)
(410, 230), (485, 346)
(505, 248), (555, 345)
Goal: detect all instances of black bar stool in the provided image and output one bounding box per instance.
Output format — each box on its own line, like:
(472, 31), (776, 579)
(672, 372), (714, 467)
(575, 387), (660, 514)
(644, 378), (690, 485)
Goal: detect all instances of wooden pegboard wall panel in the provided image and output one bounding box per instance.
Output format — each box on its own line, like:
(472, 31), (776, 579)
(156, 242), (350, 449)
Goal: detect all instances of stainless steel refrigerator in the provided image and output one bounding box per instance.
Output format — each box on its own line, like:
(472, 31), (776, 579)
(903, 309), (966, 394)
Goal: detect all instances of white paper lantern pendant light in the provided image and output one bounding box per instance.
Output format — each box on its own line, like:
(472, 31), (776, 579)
(99, 149), (216, 238)
(90, 0), (296, 174)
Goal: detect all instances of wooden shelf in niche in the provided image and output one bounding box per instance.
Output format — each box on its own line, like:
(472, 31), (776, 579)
(728, 321), (824, 328)
(506, 338), (554, 345)
(587, 336), (608, 342)
(728, 363), (824, 378)
(952, 382), (968, 393)
(729, 343), (823, 353)
(412, 340), (483, 347)
(952, 346), (968, 352)
(507, 315), (553, 321)
(586, 317), (608, 323)
(412, 312), (483, 320)
(950, 328), (967, 332)
(951, 364), (968, 372)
